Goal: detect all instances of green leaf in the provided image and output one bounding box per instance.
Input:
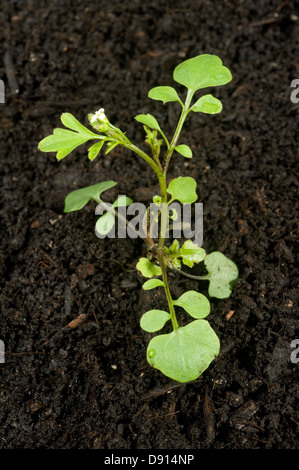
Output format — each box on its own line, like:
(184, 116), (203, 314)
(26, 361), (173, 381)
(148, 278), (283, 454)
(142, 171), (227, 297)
(204, 251), (239, 299)
(140, 310), (170, 333)
(169, 239), (180, 255)
(60, 113), (96, 137)
(112, 196), (133, 208)
(167, 176), (197, 204)
(38, 113), (103, 160)
(171, 258), (182, 269)
(136, 257), (162, 278)
(173, 291), (210, 319)
(173, 54), (232, 93)
(135, 114), (169, 148)
(95, 212), (115, 236)
(153, 195), (162, 206)
(180, 240), (206, 268)
(142, 279), (165, 290)
(164, 242), (182, 268)
(148, 86), (182, 105)
(88, 141), (105, 160)
(146, 319), (220, 383)
(174, 144), (193, 158)
(64, 180), (117, 213)
(135, 114), (162, 132)
(190, 94), (222, 114)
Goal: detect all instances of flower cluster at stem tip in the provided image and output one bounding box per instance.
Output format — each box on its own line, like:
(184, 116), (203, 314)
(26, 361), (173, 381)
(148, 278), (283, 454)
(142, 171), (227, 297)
(90, 108), (107, 124)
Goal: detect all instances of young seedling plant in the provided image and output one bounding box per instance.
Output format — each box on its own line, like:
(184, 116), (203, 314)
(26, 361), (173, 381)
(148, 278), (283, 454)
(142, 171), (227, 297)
(39, 54), (238, 383)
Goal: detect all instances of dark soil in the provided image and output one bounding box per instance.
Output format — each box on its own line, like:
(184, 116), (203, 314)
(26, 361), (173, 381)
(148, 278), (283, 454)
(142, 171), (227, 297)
(0, 0), (298, 450)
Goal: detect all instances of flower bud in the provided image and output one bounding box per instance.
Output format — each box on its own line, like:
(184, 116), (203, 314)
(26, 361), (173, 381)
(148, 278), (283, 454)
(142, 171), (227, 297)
(89, 108), (109, 132)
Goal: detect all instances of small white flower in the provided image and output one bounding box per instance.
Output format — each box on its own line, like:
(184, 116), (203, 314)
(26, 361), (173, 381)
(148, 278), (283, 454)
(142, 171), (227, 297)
(91, 108), (106, 123)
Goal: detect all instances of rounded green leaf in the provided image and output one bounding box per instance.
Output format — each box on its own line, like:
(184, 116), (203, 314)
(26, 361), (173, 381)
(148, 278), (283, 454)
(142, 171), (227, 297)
(173, 54), (232, 92)
(136, 257), (162, 278)
(180, 240), (206, 268)
(135, 114), (162, 132)
(174, 144), (192, 158)
(64, 180), (117, 213)
(148, 86), (182, 105)
(112, 196), (133, 207)
(204, 251), (239, 299)
(146, 320), (220, 383)
(173, 291), (210, 318)
(95, 212), (115, 236)
(140, 310), (170, 333)
(190, 94), (223, 114)
(167, 176), (197, 204)
(142, 279), (165, 290)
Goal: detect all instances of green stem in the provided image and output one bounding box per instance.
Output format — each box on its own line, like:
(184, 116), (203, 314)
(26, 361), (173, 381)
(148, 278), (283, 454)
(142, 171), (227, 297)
(157, 175), (179, 330)
(157, 249), (179, 330)
(124, 91), (194, 332)
(171, 266), (208, 281)
(157, 90), (194, 251)
(157, 174), (168, 249)
(123, 142), (163, 179)
(163, 89), (193, 175)
(154, 90), (194, 331)
(158, 129), (170, 149)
